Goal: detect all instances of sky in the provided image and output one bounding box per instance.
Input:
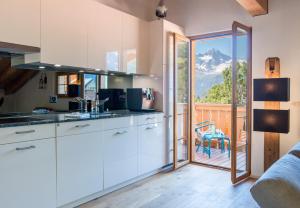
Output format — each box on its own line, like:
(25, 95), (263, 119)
(195, 35), (247, 60)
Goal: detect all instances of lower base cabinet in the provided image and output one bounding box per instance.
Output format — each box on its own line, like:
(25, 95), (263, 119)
(103, 127), (138, 189)
(138, 122), (166, 175)
(57, 132), (103, 207)
(0, 138), (56, 208)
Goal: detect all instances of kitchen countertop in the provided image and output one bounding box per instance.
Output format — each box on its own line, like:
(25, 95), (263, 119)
(0, 110), (163, 128)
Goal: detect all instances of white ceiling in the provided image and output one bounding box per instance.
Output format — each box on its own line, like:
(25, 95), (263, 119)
(96, 0), (160, 20)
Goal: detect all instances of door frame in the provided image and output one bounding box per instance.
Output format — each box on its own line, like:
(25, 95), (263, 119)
(189, 31), (233, 171)
(231, 21), (252, 184)
(173, 33), (191, 170)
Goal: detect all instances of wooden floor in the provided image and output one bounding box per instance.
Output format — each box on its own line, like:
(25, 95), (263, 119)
(79, 165), (258, 208)
(194, 147), (246, 170)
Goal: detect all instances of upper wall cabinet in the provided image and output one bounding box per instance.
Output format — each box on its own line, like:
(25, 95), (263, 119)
(122, 14), (149, 74)
(41, 0), (88, 68)
(87, 1), (122, 72)
(0, 0), (40, 47)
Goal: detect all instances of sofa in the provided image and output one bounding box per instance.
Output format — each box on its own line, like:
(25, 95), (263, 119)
(250, 142), (300, 208)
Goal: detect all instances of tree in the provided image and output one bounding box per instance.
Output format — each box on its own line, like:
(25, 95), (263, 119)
(198, 62), (247, 104)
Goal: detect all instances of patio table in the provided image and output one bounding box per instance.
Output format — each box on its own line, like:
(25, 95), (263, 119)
(197, 132), (230, 158)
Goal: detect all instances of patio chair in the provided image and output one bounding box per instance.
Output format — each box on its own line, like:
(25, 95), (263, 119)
(195, 121), (216, 158)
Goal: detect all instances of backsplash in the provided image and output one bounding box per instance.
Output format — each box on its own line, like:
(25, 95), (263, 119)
(0, 71), (134, 113)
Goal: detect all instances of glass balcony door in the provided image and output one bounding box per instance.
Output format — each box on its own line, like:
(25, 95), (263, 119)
(173, 33), (191, 169)
(231, 21), (252, 184)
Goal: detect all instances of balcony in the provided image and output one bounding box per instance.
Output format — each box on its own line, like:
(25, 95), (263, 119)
(192, 103), (247, 169)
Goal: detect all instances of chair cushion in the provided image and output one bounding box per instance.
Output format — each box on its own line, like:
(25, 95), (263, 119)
(289, 142), (300, 158)
(250, 154), (300, 208)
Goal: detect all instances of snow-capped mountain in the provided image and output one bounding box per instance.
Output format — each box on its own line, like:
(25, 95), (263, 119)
(196, 49), (231, 74)
(195, 49), (232, 99)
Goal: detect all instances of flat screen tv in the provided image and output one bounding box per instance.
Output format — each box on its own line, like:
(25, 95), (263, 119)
(253, 78), (290, 101)
(253, 109), (290, 133)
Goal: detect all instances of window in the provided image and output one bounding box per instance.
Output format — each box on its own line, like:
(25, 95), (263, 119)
(56, 72), (81, 97)
(83, 74), (99, 101)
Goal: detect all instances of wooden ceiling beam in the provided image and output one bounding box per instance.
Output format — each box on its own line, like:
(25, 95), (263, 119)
(236, 0), (268, 16)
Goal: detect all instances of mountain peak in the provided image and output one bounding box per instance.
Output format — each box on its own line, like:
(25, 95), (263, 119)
(196, 49), (231, 74)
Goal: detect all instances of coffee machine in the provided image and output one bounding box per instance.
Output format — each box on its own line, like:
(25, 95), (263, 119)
(126, 88), (155, 111)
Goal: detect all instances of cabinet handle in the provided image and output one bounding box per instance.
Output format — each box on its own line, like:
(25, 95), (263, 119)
(74, 124), (91, 128)
(16, 145), (36, 151)
(146, 117), (155, 120)
(146, 126), (157, 130)
(114, 130), (128, 135)
(15, 130), (35, 134)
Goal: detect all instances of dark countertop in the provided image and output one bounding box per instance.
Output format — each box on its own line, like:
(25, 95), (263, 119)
(0, 110), (163, 128)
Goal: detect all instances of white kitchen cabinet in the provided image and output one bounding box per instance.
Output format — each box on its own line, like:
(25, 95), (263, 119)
(57, 131), (103, 207)
(122, 14), (149, 74)
(41, 0), (88, 68)
(0, 138), (56, 208)
(88, 1), (122, 72)
(138, 122), (166, 175)
(103, 126), (138, 189)
(0, 0), (40, 47)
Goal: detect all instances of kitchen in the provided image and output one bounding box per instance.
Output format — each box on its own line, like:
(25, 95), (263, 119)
(0, 0), (183, 208)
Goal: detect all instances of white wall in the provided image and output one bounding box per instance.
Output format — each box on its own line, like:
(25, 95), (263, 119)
(166, 0), (300, 177)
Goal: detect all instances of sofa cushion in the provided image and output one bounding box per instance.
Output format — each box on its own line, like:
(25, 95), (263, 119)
(289, 142), (300, 158)
(250, 154), (300, 208)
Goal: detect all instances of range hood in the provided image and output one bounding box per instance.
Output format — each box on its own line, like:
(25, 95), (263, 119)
(0, 42), (145, 76)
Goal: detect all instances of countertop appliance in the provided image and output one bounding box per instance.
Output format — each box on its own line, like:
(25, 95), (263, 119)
(127, 88), (155, 111)
(98, 89), (126, 111)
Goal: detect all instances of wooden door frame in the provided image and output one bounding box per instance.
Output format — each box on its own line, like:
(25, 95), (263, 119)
(173, 33), (191, 170)
(231, 21), (252, 184)
(189, 31), (234, 171)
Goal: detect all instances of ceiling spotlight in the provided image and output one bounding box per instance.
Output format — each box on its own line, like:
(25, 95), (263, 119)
(95, 68), (101, 71)
(39, 66), (45, 69)
(156, 0), (167, 19)
(54, 64), (61, 67)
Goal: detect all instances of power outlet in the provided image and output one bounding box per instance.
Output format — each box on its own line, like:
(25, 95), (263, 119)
(49, 96), (57, 103)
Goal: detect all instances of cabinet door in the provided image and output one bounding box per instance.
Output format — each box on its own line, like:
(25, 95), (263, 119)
(122, 14), (149, 74)
(41, 0), (88, 68)
(138, 123), (166, 175)
(0, 139), (56, 208)
(0, 0), (40, 47)
(57, 132), (103, 206)
(88, 1), (122, 72)
(103, 127), (138, 189)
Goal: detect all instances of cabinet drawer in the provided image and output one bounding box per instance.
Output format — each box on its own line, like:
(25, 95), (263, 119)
(0, 124), (55, 145)
(103, 127), (138, 189)
(56, 120), (103, 137)
(0, 138), (56, 208)
(138, 123), (166, 175)
(102, 116), (137, 131)
(137, 113), (164, 125)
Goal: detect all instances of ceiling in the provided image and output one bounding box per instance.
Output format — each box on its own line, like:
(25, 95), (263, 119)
(96, 0), (161, 20)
